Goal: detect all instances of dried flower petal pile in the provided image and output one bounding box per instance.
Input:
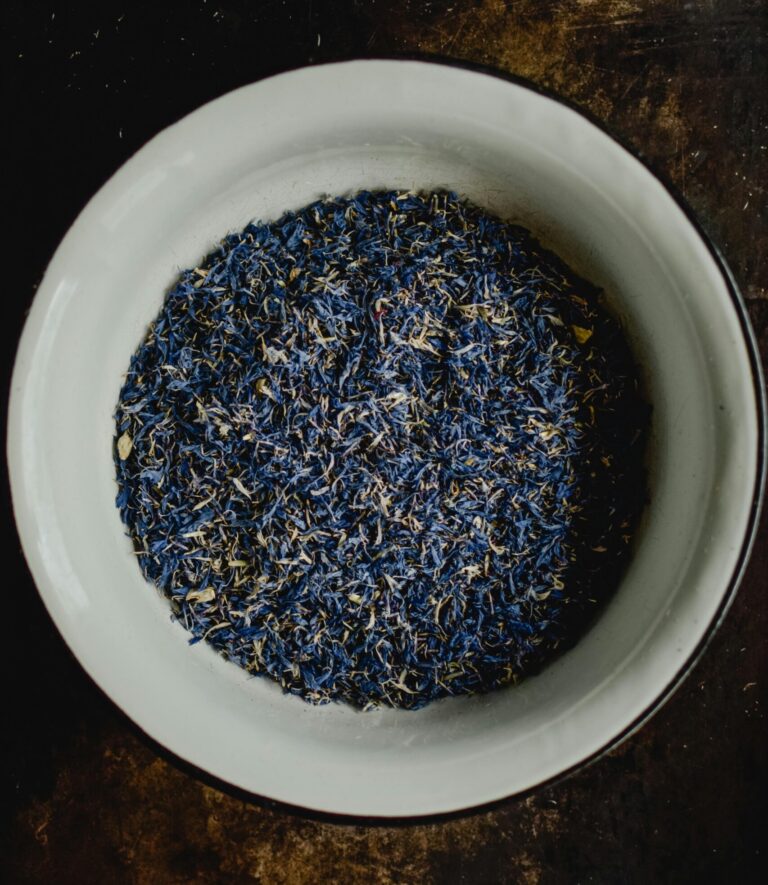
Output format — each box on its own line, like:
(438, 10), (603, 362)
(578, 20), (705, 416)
(115, 191), (647, 710)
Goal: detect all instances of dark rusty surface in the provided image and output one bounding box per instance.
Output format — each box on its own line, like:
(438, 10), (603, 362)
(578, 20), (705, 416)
(3, 2), (766, 883)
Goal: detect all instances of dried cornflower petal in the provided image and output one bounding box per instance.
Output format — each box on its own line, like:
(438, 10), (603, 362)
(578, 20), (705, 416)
(116, 432), (133, 460)
(114, 190), (648, 710)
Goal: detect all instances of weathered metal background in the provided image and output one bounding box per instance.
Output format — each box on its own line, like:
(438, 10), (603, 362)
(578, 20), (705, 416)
(4, 2), (766, 882)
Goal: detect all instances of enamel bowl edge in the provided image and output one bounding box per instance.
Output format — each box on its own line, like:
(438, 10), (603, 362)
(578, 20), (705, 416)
(7, 60), (765, 819)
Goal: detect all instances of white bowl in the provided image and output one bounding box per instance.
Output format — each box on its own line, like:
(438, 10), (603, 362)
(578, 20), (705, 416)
(8, 60), (765, 819)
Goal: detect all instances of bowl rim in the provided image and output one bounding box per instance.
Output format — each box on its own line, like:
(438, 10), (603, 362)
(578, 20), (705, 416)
(7, 55), (767, 825)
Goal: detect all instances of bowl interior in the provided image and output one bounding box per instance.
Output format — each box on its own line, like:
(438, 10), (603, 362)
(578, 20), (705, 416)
(9, 61), (762, 817)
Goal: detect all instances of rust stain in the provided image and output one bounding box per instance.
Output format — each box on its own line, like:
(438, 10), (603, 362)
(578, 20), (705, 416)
(5, 1), (766, 883)
(8, 727), (567, 883)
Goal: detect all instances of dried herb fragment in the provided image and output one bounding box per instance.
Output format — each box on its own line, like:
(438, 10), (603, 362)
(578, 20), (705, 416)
(114, 191), (648, 710)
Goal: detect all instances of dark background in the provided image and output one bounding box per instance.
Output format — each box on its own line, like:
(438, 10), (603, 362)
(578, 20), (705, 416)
(3, 2), (767, 883)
